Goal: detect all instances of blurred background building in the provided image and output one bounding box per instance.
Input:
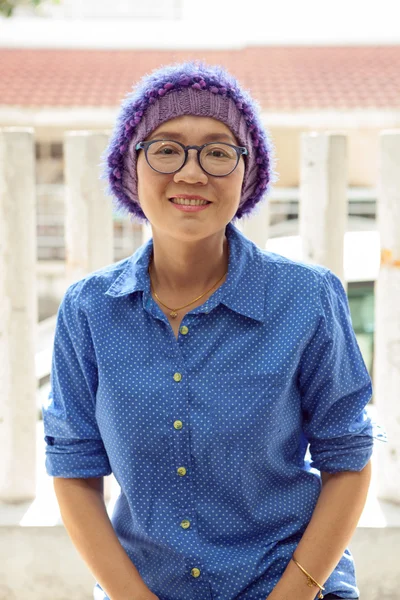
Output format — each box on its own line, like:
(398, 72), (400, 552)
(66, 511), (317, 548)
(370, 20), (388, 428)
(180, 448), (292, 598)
(3, 1), (399, 374)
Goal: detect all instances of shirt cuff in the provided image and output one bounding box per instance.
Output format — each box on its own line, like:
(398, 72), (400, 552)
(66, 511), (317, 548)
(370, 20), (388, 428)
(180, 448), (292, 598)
(309, 434), (374, 473)
(44, 437), (112, 478)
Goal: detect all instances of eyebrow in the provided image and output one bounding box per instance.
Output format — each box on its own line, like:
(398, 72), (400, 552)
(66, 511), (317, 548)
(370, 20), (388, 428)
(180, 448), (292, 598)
(147, 131), (237, 144)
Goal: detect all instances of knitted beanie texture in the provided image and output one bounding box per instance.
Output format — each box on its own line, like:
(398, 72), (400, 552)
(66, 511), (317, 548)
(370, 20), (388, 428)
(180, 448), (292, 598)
(101, 60), (278, 222)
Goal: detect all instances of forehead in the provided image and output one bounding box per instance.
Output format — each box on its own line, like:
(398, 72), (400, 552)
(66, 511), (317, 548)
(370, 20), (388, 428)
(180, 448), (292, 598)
(146, 115), (238, 144)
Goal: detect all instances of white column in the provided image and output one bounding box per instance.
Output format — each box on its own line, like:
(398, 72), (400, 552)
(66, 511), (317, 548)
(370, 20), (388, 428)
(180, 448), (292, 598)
(374, 130), (400, 503)
(240, 199), (270, 250)
(299, 132), (347, 285)
(64, 132), (113, 286)
(0, 128), (37, 502)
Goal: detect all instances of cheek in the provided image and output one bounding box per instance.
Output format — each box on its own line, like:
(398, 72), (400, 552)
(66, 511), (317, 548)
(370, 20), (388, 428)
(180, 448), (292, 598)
(137, 155), (156, 194)
(137, 157), (171, 205)
(230, 161), (246, 197)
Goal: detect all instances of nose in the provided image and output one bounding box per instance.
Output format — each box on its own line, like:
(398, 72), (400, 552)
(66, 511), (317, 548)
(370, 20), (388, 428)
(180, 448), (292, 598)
(173, 149), (208, 185)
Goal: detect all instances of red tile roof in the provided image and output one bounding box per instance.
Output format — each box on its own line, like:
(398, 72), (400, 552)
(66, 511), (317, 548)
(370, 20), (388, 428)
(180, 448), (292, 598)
(1, 46), (400, 110)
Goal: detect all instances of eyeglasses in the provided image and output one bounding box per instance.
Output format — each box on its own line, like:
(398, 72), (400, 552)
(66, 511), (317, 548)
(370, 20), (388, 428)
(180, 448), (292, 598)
(135, 139), (248, 177)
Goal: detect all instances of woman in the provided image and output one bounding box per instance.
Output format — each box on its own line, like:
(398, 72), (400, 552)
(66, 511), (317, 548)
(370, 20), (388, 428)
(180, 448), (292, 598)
(42, 61), (386, 600)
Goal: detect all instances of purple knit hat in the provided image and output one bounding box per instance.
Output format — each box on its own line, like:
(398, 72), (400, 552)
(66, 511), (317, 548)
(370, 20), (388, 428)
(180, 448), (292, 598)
(101, 60), (278, 222)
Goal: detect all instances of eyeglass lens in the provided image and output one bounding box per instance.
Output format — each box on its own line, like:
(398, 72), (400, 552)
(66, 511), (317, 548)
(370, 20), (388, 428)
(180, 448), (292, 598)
(146, 141), (238, 175)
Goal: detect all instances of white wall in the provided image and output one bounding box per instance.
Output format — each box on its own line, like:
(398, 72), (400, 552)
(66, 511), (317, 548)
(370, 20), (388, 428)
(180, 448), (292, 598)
(1, 0), (399, 49)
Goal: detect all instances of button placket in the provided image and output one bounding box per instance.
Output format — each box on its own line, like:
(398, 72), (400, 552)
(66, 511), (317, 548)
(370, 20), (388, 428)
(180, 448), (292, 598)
(170, 355), (207, 590)
(171, 369), (191, 535)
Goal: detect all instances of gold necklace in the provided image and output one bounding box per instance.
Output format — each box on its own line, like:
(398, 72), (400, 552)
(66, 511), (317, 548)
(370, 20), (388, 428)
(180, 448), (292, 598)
(148, 257), (228, 319)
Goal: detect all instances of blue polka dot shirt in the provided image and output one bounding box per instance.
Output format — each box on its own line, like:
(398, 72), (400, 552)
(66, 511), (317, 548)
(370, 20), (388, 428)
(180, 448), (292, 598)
(42, 222), (383, 600)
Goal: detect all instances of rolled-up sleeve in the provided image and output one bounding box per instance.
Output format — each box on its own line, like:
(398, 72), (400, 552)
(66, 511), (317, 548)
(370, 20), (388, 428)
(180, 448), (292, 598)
(298, 269), (387, 474)
(42, 282), (112, 478)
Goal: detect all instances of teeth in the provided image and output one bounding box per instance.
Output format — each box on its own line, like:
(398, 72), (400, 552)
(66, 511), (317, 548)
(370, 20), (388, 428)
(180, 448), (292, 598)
(171, 197), (209, 206)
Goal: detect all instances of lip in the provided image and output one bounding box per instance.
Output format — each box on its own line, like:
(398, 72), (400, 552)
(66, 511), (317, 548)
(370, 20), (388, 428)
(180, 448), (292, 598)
(169, 194), (211, 202)
(169, 199), (211, 213)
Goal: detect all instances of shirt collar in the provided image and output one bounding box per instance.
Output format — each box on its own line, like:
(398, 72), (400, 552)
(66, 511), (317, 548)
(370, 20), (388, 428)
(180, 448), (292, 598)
(105, 222), (266, 323)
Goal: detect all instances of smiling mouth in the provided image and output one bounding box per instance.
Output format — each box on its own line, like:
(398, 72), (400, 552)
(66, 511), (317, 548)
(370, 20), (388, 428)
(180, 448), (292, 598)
(169, 197), (211, 206)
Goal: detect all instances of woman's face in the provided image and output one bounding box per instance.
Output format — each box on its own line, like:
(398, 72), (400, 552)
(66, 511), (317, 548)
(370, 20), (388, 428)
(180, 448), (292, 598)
(136, 115), (245, 242)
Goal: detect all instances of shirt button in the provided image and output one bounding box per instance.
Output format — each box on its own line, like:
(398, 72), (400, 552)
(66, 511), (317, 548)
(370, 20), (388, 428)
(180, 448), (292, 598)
(191, 567), (201, 578)
(174, 420), (183, 430)
(180, 519), (191, 529)
(177, 466), (187, 476)
(180, 325), (189, 335)
(173, 372), (182, 382)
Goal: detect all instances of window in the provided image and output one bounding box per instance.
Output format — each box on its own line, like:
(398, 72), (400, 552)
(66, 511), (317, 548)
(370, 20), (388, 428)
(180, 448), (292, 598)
(347, 281), (375, 383)
(50, 143), (63, 159)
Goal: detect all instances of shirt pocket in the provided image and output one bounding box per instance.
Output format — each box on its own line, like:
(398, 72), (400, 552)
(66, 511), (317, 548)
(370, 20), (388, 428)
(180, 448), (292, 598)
(212, 372), (286, 452)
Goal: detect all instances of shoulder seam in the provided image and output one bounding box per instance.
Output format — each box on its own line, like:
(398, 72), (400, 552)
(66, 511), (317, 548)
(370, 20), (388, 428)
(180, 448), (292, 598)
(258, 249), (331, 278)
(63, 257), (132, 299)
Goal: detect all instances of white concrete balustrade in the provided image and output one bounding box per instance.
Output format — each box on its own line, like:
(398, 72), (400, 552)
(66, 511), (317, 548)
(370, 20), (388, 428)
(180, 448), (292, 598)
(0, 128), (399, 599)
(0, 128), (38, 504)
(64, 131), (114, 286)
(299, 132), (347, 286)
(374, 130), (400, 504)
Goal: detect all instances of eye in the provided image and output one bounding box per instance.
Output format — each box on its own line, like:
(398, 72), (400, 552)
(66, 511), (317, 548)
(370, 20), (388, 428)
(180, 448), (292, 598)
(157, 146), (178, 155)
(208, 149), (228, 158)
(149, 141), (183, 157)
(204, 144), (235, 160)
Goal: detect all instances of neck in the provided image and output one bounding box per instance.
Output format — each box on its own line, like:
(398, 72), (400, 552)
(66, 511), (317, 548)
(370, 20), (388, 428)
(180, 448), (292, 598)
(149, 229), (229, 296)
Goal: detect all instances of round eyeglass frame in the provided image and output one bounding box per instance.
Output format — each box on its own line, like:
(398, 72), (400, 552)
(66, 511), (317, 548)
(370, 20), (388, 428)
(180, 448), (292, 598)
(135, 139), (248, 177)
